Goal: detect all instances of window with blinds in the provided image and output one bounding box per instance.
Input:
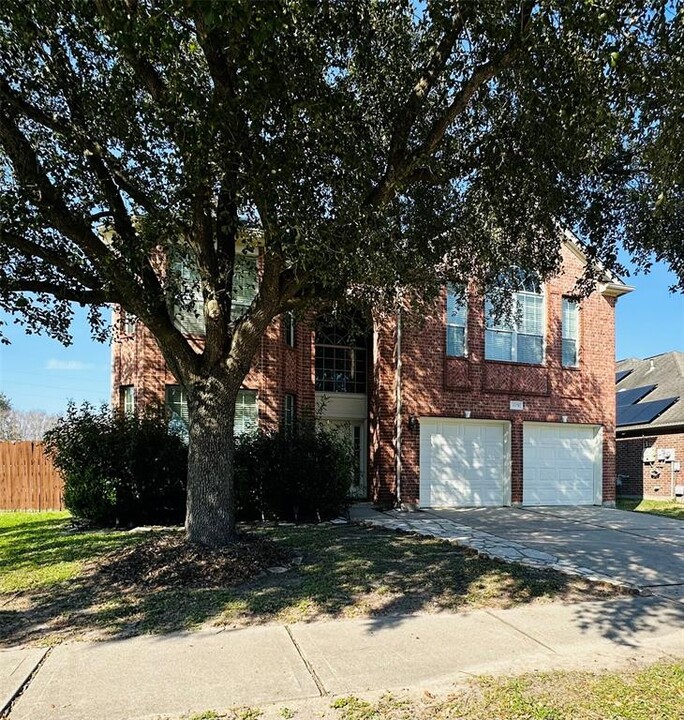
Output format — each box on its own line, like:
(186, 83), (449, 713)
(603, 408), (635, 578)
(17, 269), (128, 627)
(234, 389), (258, 435)
(172, 262), (205, 335)
(165, 385), (258, 437)
(231, 254), (258, 319)
(485, 273), (545, 365)
(562, 298), (579, 367)
(446, 286), (467, 357)
(172, 254), (258, 334)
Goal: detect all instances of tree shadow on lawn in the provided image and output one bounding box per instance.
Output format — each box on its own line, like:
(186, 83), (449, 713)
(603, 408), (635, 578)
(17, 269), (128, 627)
(0, 523), (636, 647)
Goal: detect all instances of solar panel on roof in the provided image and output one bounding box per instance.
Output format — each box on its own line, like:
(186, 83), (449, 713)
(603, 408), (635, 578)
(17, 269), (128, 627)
(616, 384), (657, 406)
(616, 369), (633, 384)
(617, 397), (679, 426)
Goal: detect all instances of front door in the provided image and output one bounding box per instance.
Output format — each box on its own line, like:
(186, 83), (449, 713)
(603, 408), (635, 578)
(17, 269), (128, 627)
(325, 419), (367, 499)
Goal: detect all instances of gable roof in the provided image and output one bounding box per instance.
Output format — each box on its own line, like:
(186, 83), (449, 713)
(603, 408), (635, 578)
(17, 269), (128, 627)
(616, 352), (684, 432)
(561, 231), (634, 298)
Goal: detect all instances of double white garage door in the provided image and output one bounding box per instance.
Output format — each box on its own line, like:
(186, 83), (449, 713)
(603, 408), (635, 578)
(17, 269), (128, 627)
(419, 419), (602, 507)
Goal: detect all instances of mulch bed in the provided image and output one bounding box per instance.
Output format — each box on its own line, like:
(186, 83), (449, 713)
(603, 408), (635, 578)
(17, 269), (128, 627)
(94, 532), (293, 591)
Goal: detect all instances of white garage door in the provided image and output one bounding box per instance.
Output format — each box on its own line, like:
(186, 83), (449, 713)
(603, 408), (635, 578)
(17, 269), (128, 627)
(523, 423), (602, 505)
(419, 419), (510, 507)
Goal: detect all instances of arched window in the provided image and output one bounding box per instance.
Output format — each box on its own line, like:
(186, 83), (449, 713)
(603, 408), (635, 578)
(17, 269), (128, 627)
(485, 270), (545, 365)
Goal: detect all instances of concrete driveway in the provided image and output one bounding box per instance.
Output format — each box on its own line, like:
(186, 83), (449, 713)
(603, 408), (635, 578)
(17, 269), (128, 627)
(428, 506), (684, 601)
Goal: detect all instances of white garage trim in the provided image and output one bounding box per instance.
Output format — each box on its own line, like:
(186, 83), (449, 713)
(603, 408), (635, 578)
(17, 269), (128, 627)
(419, 418), (511, 507)
(522, 422), (603, 506)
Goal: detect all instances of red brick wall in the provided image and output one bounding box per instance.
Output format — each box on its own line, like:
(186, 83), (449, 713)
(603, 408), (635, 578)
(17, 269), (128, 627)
(111, 309), (317, 428)
(617, 430), (684, 498)
(112, 243), (620, 507)
(368, 314), (398, 506)
(389, 244), (618, 506)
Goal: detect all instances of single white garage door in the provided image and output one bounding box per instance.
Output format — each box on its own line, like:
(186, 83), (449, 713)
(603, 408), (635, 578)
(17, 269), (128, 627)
(419, 419), (510, 507)
(523, 423), (602, 505)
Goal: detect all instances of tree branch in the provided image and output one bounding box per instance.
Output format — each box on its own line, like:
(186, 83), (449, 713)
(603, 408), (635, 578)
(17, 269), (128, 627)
(0, 228), (101, 288)
(386, 5), (467, 169)
(420, 1), (535, 157)
(366, 1), (535, 208)
(0, 99), (198, 376)
(2, 279), (115, 305)
(0, 75), (156, 213)
(0, 106), (115, 271)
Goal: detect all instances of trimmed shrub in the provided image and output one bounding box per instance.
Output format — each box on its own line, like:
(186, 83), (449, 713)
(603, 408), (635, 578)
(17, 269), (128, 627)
(44, 403), (187, 526)
(234, 420), (354, 522)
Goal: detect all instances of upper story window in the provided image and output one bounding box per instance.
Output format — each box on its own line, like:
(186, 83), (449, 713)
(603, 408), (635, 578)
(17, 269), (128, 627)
(284, 311), (296, 347)
(446, 286), (467, 357)
(315, 315), (368, 394)
(172, 253), (258, 334)
(485, 272), (545, 365)
(165, 385), (258, 437)
(562, 298), (580, 368)
(122, 311), (136, 335)
(231, 254), (258, 319)
(120, 385), (135, 415)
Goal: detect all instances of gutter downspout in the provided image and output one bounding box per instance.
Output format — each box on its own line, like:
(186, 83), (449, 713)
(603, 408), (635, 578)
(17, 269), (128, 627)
(395, 307), (402, 508)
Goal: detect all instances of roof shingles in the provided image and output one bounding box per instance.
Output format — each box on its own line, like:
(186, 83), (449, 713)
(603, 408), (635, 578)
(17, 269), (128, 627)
(615, 351), (684, 431)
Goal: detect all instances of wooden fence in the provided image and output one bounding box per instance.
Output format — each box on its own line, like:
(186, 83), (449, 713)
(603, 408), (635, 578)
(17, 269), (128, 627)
(0, 442), (64, 511)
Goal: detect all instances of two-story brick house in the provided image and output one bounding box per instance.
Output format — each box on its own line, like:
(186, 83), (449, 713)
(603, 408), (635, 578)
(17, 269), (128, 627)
(112, 239), (632, 508)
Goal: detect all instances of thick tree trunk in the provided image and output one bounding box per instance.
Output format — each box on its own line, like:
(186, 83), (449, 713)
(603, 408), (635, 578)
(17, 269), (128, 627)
(185, 372), (240, 546)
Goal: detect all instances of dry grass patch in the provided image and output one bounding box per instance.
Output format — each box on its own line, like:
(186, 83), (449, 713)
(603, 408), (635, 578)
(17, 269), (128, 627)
(1, 514), (624, 646)
(331, 662), (684, 720)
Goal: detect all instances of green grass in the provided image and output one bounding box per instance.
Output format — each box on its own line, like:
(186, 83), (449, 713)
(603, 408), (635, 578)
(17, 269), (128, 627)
(331, 662), (684, 720)
(0, 511), (142, 594)
(0, 513), (619, 646)
(617, 498), (684, 520)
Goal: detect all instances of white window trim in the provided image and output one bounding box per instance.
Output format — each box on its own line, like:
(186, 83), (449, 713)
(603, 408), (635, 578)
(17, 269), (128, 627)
(121, 385), (135, 415)
(122, 311), (136, 335)
(561, 297), (580, 368)
(234, 389), (259, 436)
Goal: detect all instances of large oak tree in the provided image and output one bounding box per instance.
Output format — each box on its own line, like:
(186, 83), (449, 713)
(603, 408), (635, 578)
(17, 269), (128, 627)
(1, 1), (682, 545)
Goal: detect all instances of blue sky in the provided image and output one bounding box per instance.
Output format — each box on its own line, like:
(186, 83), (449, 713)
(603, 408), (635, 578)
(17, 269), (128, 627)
(0, 257), (682, 415)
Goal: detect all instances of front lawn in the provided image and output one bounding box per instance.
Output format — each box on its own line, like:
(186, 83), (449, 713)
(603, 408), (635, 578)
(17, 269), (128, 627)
(617, 498), (684, 520)
(0, 511), (142, 594)
(0, 512), (622, 646)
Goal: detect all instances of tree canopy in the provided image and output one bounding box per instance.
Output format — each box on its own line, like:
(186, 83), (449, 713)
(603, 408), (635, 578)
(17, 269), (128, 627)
(0, 0), (682, 544)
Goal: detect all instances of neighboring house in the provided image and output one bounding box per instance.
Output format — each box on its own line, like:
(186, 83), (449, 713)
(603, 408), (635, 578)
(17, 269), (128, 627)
(112, 240), (632, 508)
(615, 352), (684, 499)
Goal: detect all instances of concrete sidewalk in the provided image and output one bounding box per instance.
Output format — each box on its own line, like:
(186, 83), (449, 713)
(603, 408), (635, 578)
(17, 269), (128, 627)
(5, 596), (684, 720)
